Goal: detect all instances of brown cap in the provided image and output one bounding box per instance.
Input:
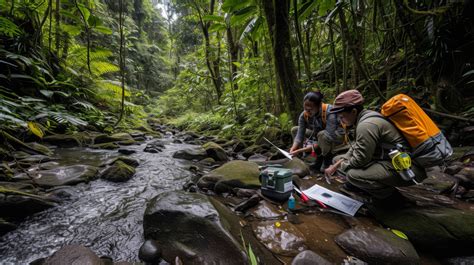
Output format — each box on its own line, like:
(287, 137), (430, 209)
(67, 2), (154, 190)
(331, 89), (364, 113)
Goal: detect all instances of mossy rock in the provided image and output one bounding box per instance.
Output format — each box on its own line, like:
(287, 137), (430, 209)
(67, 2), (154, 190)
(91, 142), (120, 150)
(25, 142), (53, 156)
(104, 156), (139, 168)
(100, 161), (135, 182)
(255, 127), (282, 145)
(197, 161), (260, 193)
(335, 227), (419, 264)
(242, 145), (266, 158)
(94, 133), (134, 144)
(202, 142), (228, 162)
(372, 207), (474, 256)
(118, 139), (138, 146)
(42, 132), (96, 147)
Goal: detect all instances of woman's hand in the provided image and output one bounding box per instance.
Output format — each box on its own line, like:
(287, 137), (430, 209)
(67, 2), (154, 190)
(289, 146), (312, 155)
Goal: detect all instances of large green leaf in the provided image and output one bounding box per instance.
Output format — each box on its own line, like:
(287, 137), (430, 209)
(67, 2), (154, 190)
(94, 25), (112, 34)
(202, 15), (225, 23)
(0, 17), (22, 37)
(222, 0), (251, 12)
(230, 6), (257, 26)
(298, 0), (318, 21)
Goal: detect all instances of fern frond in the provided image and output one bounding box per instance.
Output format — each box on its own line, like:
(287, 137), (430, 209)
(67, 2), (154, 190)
(91, 61), (119, 76)
(0, 17), (22, 37)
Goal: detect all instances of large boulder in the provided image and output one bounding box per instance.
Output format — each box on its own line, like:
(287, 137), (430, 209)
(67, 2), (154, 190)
(42, 245), (102, 265)
(372, 206), (474, 256)
(0, 189), (56, 219)
(335, 227), (419, 264)
(172, 147), (208, 161)
(143, 190), (247, 264)
(197, 160), (260, 193)
(42, 132), (96, 147)
(202, 142), (228, 162)
(13, 165), (99, 188)
(100, 161), (135, 182)
(421, 170), (457, 193)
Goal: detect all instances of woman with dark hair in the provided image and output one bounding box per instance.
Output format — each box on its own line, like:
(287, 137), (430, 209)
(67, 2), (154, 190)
(289, 91), (344, 172)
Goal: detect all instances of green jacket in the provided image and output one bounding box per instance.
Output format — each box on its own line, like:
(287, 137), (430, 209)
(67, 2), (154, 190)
(340, 109), (406, 171)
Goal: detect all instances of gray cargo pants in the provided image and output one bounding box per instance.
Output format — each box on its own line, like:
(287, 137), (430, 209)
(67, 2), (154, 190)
(333, 154), (426, 199)
(291, 126), (344, 156)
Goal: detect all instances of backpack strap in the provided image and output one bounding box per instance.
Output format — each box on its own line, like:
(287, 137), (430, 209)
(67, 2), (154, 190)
(321, 103), (328, 128)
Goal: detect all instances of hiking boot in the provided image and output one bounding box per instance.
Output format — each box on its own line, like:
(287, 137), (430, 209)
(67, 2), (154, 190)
(341, 182), (367, 193)
(320, 154), (334, 173)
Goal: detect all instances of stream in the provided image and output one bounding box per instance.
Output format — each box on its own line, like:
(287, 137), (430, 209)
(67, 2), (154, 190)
(0, 137), (194, 264)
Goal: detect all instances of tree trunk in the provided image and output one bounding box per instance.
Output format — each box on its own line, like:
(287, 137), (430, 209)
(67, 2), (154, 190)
(115, 0), (126, 126)
(55, 0), (60, 55)
(262, 0), (302, 123)
(192, 0), (222, 103)
(293, 0), (311, 81)
(338, 4), (385, 99)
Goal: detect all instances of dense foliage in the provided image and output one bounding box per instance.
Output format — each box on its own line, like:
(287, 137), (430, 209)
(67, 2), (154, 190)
(0, 0), (170, 136)
(1, 0), (473, 142)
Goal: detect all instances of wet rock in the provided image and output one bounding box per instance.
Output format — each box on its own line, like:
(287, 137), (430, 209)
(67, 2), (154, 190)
(421, 171), (457, 193)
(197, 161), (260, 193)
(253, 220), (307, 256)
(94, 133), (134, 144)
(17, 155), (53, 166)
(100, 161), (135, 182)
(143, 190), (247, 264)
(43, 132), (94, 147)
(172, 147), (208, 161)
(251, 201), (284, 219)
(202, 142), (228, 162)
(172, 139), (183, 144)
(118, 149), (136, 155)
(144, 140), (166, 153)
(25, 142), (53, 156)
(0, 191), (56, 219)
(442, 256), (474, 265)
(372, 206), (474, 256)
(248, 154), (268, 162)
(457, 167), (474, 183)
(242, 145), (266, 158)
(198, 157), (216, 166)
(445, 164), (463, 175)
(104, 156), (139, 168)
(291, 250), (332, 265)
(335, 227), (419, 264)
(42, 245), (101, 265)
(283, 158), (310, 178)
(91, 142), (120, 150)
(118, 139), (137, 146)
(221, 138), (246, 153)
(13, 165), (99, 188)
(139, 239), (162, 263)
(234, 194), (261, 212)
(233, 188), (258, 198)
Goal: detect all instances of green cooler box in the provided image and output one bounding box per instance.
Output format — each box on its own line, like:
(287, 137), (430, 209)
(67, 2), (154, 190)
(260, 167), (293, 201)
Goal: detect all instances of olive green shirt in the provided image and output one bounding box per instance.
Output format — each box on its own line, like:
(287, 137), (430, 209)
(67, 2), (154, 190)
(340, 109), (407, 171)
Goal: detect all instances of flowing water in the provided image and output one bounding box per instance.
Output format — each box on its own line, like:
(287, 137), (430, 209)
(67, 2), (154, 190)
(0, 137), (194, 264)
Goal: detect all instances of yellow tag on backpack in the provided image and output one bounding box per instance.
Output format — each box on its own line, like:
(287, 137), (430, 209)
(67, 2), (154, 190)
(381, 94), (453, 167)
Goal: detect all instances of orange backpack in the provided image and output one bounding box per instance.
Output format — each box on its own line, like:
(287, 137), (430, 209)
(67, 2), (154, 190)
(381, 94), (453, 167)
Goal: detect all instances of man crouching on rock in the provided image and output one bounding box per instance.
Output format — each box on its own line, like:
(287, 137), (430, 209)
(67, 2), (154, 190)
(324, 90), (426, 207)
